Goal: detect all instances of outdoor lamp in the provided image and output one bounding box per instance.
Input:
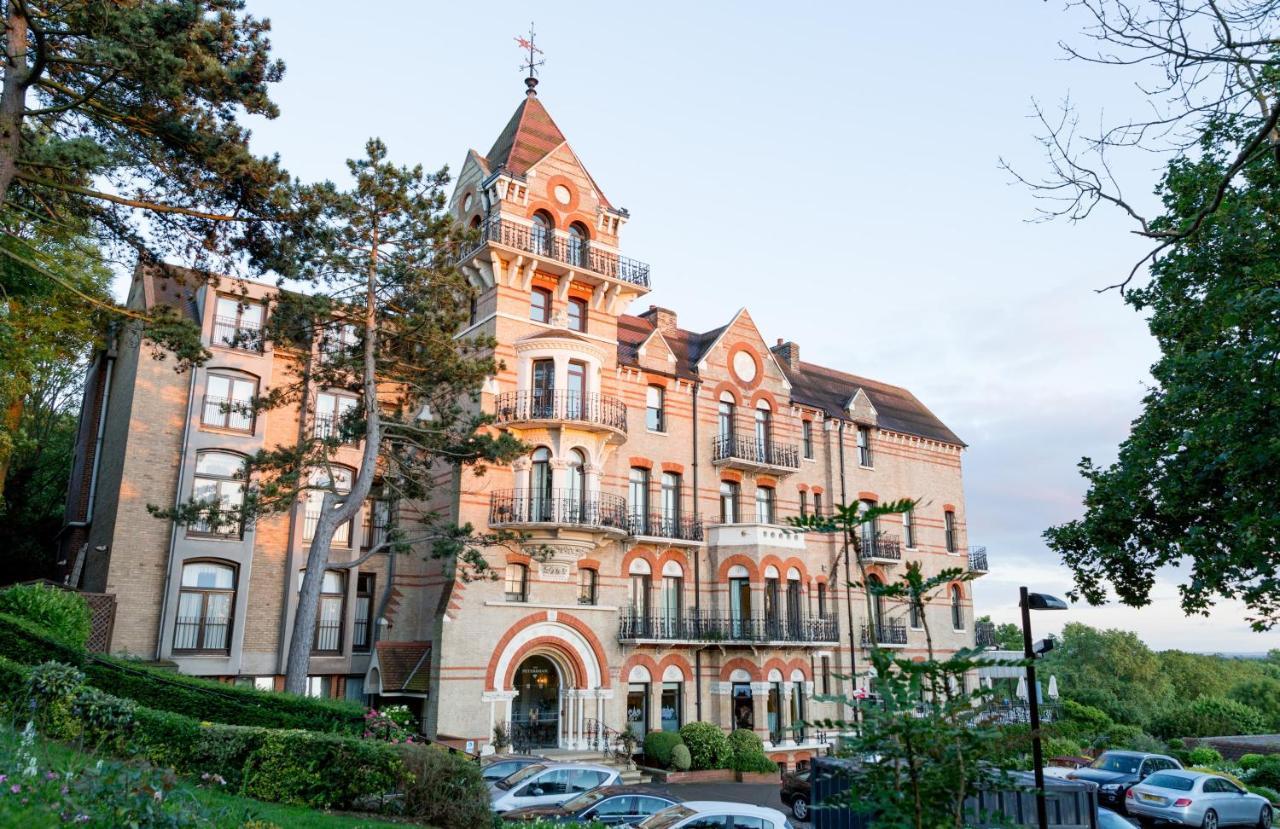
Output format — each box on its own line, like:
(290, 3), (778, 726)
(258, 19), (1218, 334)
(1020, 587), (1067, 829)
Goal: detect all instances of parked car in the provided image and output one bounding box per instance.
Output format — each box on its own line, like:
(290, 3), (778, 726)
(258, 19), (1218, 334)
(1126, 770), (1272, 829)
(481, 754), (545, 783)
(1098, 808), (1138, 828)
(779, 768), (812, 821)
(1066, 751), (1182, 813)
(489, 762), (621, 814)
(502, 785), (680, 825)
(637, 801), (796, 829)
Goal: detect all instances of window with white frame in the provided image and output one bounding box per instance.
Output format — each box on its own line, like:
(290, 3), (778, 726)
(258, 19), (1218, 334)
(303, 467), (353, 546)
(315, 392), (358, 442)
(319, 322), (359, 365)
(755, 486), (775, 524)
(189, 451), (245, 537)
(646, 385), (665, 432)
(173, 560), (236, 652)
(213, 297), (263, 350)
(201, 373), (256, 432)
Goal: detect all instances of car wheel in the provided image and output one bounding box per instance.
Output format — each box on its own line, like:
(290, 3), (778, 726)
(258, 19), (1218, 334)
(791, 795), (810, 822)
(1259, 805), (1273, 829)
(1202, 809), (1219, 829)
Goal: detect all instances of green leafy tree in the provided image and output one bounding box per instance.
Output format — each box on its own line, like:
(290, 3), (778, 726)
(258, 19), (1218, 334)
(1228, 679), (1280, 731)
(1038, 623), (1173, 728)
(1150, 696), (1268, 739)
(790, 501), (1020, 829)
(976, 615), (1022, 650)
(154, 140), (523, 694)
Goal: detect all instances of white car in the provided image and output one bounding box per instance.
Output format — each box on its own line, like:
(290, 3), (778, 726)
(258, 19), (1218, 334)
(637, 800), (796, 829)
(488, 761), (620, 813)
(1127, 770), (1272, 829)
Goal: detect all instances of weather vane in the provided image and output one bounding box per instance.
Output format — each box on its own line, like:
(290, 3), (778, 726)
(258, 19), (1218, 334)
(515, 23), (544, 94)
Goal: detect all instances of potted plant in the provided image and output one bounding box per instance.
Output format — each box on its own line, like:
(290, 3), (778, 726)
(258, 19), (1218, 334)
(492, 722), (511, 755)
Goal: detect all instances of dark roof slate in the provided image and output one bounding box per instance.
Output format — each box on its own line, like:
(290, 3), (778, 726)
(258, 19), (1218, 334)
(374, 641), (431, 693)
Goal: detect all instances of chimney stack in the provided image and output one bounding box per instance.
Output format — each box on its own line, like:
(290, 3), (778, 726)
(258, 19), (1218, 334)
(772, 339), (801, 370)
(639, 305), (678, 335)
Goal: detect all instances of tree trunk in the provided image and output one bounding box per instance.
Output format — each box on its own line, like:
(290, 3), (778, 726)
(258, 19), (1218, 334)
(0, 1), (30, 208)
(284, 493), (340, 695)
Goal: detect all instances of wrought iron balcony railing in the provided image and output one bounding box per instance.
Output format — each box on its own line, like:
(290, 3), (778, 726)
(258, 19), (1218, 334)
(975, 620), (999, 649)
(711, 435), (801, 470)
(493, 390), (628, 433)
(860, 622), (909, 647)
(626, 513), (704, 542)
(212, 316), (263, 351)
(618, 609), (839, 644)
(969, 546), (990, 574)
(200, 395), (255, 432)
(469, 218), (651, 288)
(858, 535), (903, 562)
(488, 489), (629, 532)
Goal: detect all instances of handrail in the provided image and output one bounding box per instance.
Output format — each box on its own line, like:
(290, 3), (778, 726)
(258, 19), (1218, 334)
(860, 622), (909, 646)
(488, 489), (629, 531)
(711, 434), (800, 469)
(618, 609), (839, 644)
(493, 389), (628, 433)
(626, 513), (704, 542)
(467, 218), (651, 288)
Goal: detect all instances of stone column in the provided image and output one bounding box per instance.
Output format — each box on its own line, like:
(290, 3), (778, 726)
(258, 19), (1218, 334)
(751, 681), (770, 743)
(780, 683), (794, 746)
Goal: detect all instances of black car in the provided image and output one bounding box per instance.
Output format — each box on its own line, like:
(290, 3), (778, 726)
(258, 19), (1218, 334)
(779, 768), (812, 821)
(502, 785), (680, 825)
(1066, 751), (1182, 814)
(481, 754), (546, 783)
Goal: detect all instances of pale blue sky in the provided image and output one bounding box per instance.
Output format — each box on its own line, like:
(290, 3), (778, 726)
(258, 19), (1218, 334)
(143, 1), (1270, 651)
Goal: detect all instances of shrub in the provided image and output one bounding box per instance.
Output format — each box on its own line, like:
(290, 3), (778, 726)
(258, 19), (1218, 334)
(678, 721), (732, 770)
(1150, 696), (1267, 738)
(74, 685), (137, 752)
(242, 729), (401, 809)
(644, 730), (684, 768)
(25, 660), (85, 739)
(1244, 755), (1280, 790)
(670, 743), (692, 772)
(1240, 754), (1267, 770)
(1120, 732), (1170, 754)
(1098, 723), (1144, 750)
(398, 744), (491, 828)
(1187, 746), (1224, 766)
(0, 583), (92, 647)
(727, 728), (777, 774)
(1247, 785), (1280, 805)
(1043, 736), (1085, 759)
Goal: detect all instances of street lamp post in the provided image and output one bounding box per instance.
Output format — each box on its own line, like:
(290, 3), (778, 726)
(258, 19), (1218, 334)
(1020, 586), (1068, 829)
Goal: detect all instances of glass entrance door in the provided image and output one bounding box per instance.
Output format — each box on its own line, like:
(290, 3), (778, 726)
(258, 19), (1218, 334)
(512, 655), (560, 748)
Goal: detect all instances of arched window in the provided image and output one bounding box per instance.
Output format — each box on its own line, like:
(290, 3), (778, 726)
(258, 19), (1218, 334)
(566, 448), (586, 521)
(313, 569), (346, 653)
(530, 447), (552, 521)
(719, 480), (739, 524)
(505, 563), (528, 602)
(867, 573), (885, 630)
(628, 558), (652, 616)
(717, 392), (736, 442)
(755, 486), (775, 524)
(859, 498), (878, 557)
(469, 214), (482, 229)
(578, 567), (598, 605)
(944, 509), (957, 553)
(816, 581), (827, 617)
(567, 221), (589, 267)
(786, 567), (802, 634)
(303, 466), (354, 546)
(728, 564), (751, 636)
(661, 472), (681, 530)
(201, 371), (257, 432)
(629, 466), (650, 528)
(951, 585), (964, 630)
(660, 560), (683, 635)
(190, 451), (246, 537)
(754, 400), (772, 457)
(531, 210), (554, 255)
(174, 560), (236, 652)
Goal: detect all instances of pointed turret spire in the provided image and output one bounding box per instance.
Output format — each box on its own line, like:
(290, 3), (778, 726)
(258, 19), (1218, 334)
(515, 24), (544, 97)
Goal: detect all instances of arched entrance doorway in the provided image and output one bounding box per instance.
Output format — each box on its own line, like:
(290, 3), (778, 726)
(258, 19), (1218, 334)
(511, 655), (561, 749)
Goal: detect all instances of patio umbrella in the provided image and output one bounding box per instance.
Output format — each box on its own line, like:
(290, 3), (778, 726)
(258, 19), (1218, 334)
(1015, 676), (1028, 700)
(1048, 675), (1059, 699)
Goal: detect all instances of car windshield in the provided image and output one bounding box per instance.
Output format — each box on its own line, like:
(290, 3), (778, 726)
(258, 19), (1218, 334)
(1097, 809), (1133, 829)
(562, 789), (608, 811)
(1090, 754), (1141, 774)
(638, 805), (696, 829)
(496, 763), (546, 790)
(1144, 773), (1194, 791)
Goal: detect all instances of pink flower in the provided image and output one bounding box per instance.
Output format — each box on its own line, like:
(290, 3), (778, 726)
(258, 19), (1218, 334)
(10, 784), (20, 794)
(45, 772), (57, 780)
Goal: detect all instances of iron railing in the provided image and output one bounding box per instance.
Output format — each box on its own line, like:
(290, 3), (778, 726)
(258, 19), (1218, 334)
(212, 316), (263, 351)
(618, 609), (839, 644)
(626, 513), (704, 542)
(492, 390), (628, 433)
(172, 616), (230, 652)
(314, 413), (359, 444)
(861, 622), (909, 647)
(584, 718), (633, 760)
(858, 535), (903, 562)
(200, 395), (254, 432)
(711, 435), (801, 469)
(488, 489), (629, 531)
(975, 620), (998, 649)
(969, 546), (990, 573)
(503, 719), (560, 753)
(468, 218), (651, 288)
(313, 619), (342, 653)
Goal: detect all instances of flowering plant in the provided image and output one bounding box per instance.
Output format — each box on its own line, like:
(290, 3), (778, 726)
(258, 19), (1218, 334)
(362, 706), (416, 743)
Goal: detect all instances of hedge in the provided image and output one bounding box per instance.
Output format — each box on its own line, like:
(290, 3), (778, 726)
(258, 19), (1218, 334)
(644, 730), (683, 768)
(678, 721), (733, 770)
(0, 612), (364, 732)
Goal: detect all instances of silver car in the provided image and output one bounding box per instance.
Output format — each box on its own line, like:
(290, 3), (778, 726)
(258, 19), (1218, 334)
(1127, 770), (1272, 829)
(489, 761), (620, 814)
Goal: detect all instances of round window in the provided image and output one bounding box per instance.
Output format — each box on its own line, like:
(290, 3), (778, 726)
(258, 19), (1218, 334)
(553, 184), (572, 205)
(462, 192), (473, 212)
(733, 350), (758, 383)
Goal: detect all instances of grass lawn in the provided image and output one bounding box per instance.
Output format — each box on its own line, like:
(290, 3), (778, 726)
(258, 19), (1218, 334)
(191, 786), (412, 827)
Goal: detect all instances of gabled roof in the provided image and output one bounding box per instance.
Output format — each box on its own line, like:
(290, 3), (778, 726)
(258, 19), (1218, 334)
(369, 641), (431, 695)
(483, 93), (613, 209)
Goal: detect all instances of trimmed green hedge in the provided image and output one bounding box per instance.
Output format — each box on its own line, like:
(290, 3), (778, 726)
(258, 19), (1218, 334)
(644, 730), (683, 768)
(0, 612), (364, 732)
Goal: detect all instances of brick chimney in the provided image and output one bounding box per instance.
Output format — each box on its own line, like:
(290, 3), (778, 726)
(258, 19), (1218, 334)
(639, 305), (678, 335)
(772, 338), (801, 370)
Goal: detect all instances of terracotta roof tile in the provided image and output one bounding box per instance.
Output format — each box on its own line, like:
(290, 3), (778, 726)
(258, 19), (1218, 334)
(484, 95), (613, 209)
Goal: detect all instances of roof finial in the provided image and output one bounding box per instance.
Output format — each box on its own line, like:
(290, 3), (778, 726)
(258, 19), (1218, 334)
(515, 23), (544, 96)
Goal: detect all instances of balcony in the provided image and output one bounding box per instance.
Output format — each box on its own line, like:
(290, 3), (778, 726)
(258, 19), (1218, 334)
(468, 218), (650, 289)
(488, 489), (628, 536)
(860, 622), (908, 648)
(968, 546), (990, 575)
(493, 390), (627, 437)
(975, 620), (998, 649)
(857, 535), (902, 564)
(618, 610), (838, 645)
(627, 513), (704, 544)
(212, 316), (263, 351)
(711, 435), (800, 474)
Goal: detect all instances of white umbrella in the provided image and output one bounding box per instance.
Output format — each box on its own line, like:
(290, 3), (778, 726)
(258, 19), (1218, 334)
(1048, 675), (1059, 700)
(1015, 676), (1028, 700)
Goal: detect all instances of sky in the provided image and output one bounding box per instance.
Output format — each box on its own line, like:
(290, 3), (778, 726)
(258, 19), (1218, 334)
(124, 1), (1276, 653)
